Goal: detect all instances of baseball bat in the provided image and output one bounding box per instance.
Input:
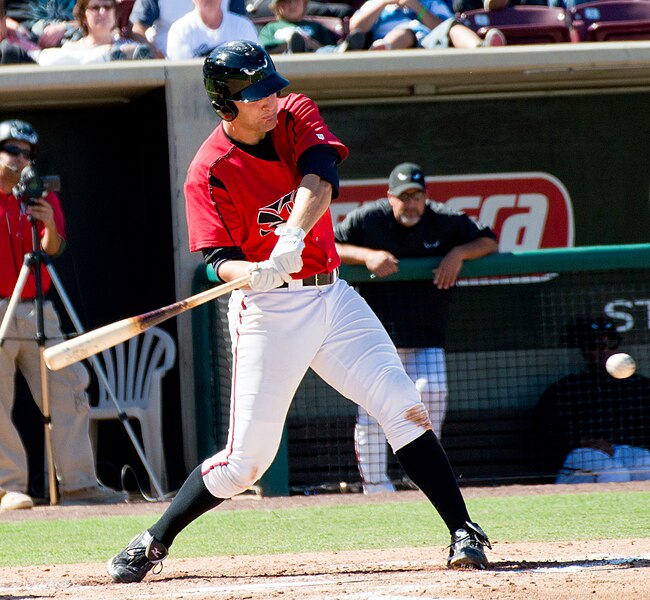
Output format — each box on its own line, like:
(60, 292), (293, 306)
(43, 273), (252, 371)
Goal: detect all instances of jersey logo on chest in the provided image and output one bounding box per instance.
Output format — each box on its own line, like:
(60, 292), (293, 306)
(257, 191), (295, 236)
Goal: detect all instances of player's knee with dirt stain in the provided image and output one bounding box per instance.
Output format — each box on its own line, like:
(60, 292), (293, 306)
(405, 403), (433, 430)
(380, 400), (433, 453)
(203, 444), (278, 498)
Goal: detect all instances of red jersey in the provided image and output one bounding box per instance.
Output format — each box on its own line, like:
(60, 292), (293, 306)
(185, 93), (348, 279)
(0, 191), (66, 299)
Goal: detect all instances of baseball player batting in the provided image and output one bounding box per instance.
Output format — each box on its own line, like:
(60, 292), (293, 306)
(107, 40), (491, 583)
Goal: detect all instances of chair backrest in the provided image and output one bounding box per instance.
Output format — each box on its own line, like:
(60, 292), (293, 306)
(95, 327), (176, 410)
(570, 0), (650, 41)
(459, 6), (574, 44)
(308, 15), (350, 40)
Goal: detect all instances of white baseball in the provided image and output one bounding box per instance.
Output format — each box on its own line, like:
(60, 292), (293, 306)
(606, 353), (636, 379)
(415, 378), (428, 393)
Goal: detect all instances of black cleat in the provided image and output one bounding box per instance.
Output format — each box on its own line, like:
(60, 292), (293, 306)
(107, 530), (168, 583)
(447, 521), (491, 569)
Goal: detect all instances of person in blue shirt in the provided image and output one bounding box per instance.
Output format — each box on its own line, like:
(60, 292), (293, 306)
(348, 0), (505, 49)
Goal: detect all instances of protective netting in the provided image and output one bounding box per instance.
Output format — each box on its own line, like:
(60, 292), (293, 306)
(196, 253), (650, 492)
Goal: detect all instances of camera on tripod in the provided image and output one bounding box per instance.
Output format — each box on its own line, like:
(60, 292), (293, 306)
(13, 166), (61, 206)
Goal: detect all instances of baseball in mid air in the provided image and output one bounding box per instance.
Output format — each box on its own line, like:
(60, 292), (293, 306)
(606, 353), (636, 379)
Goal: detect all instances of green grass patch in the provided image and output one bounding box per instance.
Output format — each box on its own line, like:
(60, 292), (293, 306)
(1, 490), (648, 567)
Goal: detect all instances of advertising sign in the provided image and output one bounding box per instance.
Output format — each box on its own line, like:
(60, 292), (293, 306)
(336, 172), (574, 251)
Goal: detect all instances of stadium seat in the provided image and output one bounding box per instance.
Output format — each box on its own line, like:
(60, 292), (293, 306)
(459, 6), (574, 44)
(570, 0), (650, 42)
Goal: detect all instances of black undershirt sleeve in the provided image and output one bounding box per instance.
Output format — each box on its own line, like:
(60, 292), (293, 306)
(297, 145), (341, 199)
(202, 246), (246, 282)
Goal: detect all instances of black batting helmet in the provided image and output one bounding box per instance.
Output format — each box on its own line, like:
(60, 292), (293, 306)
(0, 119), (39, 153)
(203, 40), (290, 122)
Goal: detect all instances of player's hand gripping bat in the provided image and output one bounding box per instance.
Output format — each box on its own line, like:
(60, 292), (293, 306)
(43, 274), (252, 371)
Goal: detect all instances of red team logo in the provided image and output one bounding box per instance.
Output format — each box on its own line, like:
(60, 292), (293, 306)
(335, 172), (574, 251)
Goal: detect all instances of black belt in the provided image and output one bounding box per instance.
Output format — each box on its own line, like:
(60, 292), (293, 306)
(280, 269), (337, 288)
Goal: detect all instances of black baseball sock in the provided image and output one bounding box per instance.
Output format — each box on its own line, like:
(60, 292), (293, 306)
(148, 465), (224, 548)
(395, 430), (470, 534)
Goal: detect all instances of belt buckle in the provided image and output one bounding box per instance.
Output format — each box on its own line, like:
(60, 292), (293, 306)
(314, 269), (337, 287)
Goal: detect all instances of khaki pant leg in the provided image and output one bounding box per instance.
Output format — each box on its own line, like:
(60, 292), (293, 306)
(0, 300), (30, 493)
(16, 302), (97, 492)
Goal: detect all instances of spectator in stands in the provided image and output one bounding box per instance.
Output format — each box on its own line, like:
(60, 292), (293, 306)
(129, 0), (351, 57)
(4, 0), (80, 49)
(259, 0), (362, 53)
(348, 0), (506, 50)
(0, 0), (36, 62)
(535, 317), (650, 484)
(166, 0), (257, 59)
(247, 0), (354, 20)
(334, 162), (498, 493)
(38, 0), (155, 65)
(129, 0), (247, 57)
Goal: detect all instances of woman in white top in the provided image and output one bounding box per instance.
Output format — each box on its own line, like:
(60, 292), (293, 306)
(38, 0), (154, 66)
(166, 0), (258, 60)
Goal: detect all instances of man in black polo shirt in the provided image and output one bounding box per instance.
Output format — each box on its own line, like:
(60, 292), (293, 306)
(335, 162), (498, 494)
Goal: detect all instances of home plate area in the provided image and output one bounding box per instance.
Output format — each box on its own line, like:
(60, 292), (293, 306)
(1, 540), (649, 600)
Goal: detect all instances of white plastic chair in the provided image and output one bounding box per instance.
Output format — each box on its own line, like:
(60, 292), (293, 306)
(89, 326), (176, 492)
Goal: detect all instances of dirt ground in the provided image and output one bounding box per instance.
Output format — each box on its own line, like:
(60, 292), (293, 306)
(1, 481), (649, 600)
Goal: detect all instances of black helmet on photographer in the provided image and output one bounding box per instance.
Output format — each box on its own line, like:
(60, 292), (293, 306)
(0, 119), (39, 155)
(0, 120), (38, 191)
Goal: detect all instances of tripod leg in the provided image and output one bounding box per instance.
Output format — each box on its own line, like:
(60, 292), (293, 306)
(39, 347), (59, 505)
(0, 264), (32, 345)
(33, 259), (60, 507)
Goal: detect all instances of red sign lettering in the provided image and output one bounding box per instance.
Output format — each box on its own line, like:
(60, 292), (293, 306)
(335, 173), (574, 251)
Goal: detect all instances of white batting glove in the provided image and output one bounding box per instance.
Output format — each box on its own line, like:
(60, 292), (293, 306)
(270, 225), (305, 276)
(247, 260), (286, 292)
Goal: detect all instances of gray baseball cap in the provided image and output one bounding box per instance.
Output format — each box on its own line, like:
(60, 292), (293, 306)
(388, 163), (426, 197)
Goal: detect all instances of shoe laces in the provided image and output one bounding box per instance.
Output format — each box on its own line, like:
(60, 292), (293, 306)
(122, 535), (166, 567)
(449, 522), (492, 552)
(147, 540), (166, 575)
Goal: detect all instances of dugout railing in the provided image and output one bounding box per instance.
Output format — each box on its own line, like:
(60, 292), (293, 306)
(191, 244), (650, 495)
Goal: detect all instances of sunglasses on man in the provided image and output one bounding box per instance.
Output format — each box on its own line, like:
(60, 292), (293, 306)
(1, 144), (32, 160)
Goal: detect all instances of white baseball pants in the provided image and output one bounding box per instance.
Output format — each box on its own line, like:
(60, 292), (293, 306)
(201, 278), (431, 499)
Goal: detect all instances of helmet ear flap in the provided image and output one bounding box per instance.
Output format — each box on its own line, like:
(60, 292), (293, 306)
(211, 98), (238, 122)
